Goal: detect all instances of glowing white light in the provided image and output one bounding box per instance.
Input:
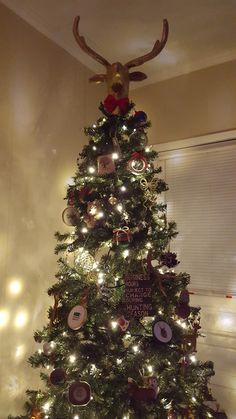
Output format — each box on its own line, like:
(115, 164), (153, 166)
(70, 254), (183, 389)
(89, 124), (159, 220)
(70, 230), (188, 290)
(67, 177), (75, 186)
(167, 361), (171, 366)
(132, 345), (138, 353)
(0, 309), (9, 329)
(158, 310), (163, 315)
(173, 378), (176, 382)
(115, 277), (119, 282)
(15, 345), (25, 359)
(122, 125), (127, 131)
(112, 152), (119, 160)
(103, 118), (106, 122)
(146, 242), (152, 249)
(192, 396), (196, 402)
(116, 358), (122, 365)
(111, 321), (117, 330)
(207, 413), (213, 418)
(46, 365), (50, 370)
(69, 354), (76, 363)
(43, 402), (51, 412)
(93, 124), (96, 128)
(92, 146), (97, 150)
(147, 365), (153, 373)
(8, 279), (22, 296)
(91, 364), (97, 373)
(74, 415), (79, 419)
(145, 146), (151, 152)
(181, 322), (187, 329)
(62, 331), (67, 337)
(98, 277), (104, 285)
(38, 349), (43, 354)
(14, 311), (28, 328)
(190, 355), (197, 363)
(123, 249), (129, 258)
(116, 204), (123, 212)
(88, 167), (95, 174)
(81, 227), (88, 233)
(97, 211), (104, 219)
(120, 186), (126, 192)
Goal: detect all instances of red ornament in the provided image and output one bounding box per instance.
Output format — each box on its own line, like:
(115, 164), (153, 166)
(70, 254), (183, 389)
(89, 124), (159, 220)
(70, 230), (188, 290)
(117, 315), (129, 331)
(103, 95), (129, 114)
(113, 227), (132, 245)
(50, 368), (67, 385)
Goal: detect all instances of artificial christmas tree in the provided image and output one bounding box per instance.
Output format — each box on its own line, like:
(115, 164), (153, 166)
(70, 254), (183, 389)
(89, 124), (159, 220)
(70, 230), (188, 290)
(9, 16), (227, 419)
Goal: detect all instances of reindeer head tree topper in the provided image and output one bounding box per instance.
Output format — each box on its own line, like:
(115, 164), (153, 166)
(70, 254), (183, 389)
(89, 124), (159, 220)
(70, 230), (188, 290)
(73, 16), (169, 114)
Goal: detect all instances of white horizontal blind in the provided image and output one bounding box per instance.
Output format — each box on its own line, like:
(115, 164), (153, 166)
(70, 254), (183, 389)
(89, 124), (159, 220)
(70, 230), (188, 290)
(158, 140), (236, 294)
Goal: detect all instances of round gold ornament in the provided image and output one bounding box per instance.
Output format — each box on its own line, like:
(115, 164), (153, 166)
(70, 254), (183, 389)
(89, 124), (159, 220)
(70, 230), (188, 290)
(108, 195), (117, 205)
(76, 250), (95, 272)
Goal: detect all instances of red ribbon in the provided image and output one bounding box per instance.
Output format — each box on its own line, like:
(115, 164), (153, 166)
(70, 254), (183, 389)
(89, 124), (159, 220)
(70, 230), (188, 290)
(104, 95), (129, 114)
(131, 151), (144, 160)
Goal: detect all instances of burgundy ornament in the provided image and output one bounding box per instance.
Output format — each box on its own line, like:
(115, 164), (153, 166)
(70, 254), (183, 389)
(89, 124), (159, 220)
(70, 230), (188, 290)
(68, 381), (91, 406)
(50, 368), (66, 385)
(160, 252), (179, 268)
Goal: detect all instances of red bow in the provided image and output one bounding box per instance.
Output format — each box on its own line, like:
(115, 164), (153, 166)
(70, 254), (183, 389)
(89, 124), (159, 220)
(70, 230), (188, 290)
(131, 151), (144, 159)
(104, 95), (129, 114)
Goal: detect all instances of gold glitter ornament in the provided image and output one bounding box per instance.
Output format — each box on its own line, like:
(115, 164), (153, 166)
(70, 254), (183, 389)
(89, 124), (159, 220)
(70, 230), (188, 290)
(108, 195), (118, 205)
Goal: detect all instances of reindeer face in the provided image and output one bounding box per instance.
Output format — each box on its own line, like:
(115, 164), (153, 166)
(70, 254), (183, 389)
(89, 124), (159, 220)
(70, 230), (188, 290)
(107, 62), (130, 97)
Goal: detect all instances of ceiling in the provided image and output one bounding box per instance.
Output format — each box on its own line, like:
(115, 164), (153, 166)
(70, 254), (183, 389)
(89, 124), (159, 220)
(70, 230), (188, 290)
(2, 0), (236, 87)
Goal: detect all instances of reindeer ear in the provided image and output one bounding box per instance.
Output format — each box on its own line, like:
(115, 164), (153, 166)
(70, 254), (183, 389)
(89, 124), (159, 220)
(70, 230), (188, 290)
(129, 71), (147, 81)
(89, 74), (106, 84)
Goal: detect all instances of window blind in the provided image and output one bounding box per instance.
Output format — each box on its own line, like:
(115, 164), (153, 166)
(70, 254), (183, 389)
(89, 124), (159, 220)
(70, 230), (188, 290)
(158, 141), (236, 294)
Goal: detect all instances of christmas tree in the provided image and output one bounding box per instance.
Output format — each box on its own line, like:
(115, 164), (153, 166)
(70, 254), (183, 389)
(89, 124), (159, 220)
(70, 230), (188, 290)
(9, 16), (227, 419)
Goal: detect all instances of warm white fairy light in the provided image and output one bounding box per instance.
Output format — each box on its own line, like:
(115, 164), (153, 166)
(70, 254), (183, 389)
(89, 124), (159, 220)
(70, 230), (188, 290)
(8, 279), (22, 296)
(173, 378), (176, 382)
(74, 415), (79, 419)
(116, 204), (123, 212)
(120, 185), (126, 191)
(158, 309), (163, 315)
(62, 331), (67, 337)
(43, 402), (51, 412)
(93, 124), (96, 128)
(132, 345), (138, 353)
(38, 349), (43, 354)
(123, 249), (129, 258)
(167, 361), (171, 366)
(192, 396), (196, 403)
(207, 413), (213, 418)
(122, 125), (127, 131)
(147, 365), (153, 373)
(81, 227), (88, 233)
(146, 242), (152, 249)
(97, 277), (104, 285)
(112, 152), (119, 160)
(92, 146), (97, 150)
(190, 355), (197, 363)
(111, 321), (117, 330)
(69, 354), (76, 363)
(116, 358), (122, 365)
(145, 146), (151, 152)
(88, 167), (95, 174)
(46, 365), (50, 370)
(14, 311), (28, 328)
(97, 211), (104, 219)
(67, 177), (75, 186)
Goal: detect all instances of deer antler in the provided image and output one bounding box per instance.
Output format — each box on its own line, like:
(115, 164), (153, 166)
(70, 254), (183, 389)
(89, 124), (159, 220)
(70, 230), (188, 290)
(73, 16), (110, 68)
(125, 19), (169, 69)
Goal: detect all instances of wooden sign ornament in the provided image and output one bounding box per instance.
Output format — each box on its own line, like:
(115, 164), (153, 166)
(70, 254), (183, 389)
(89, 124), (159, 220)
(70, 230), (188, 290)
(67, 288), (89, 330)
(73, 16), (169, 113)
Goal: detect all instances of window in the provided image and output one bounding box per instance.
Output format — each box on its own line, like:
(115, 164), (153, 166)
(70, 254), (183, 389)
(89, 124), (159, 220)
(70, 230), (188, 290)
(156, 131), (236, 295)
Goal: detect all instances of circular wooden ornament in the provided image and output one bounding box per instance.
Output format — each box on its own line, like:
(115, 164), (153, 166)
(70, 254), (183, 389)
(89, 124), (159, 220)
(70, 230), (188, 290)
(68, 381), (91, 406)
(127, 155), (147, 175)
(67, 305), (87, 330)
(62, 206), (78, 226)
(153, 320), (173, 343)
(50, 368), (66, 385)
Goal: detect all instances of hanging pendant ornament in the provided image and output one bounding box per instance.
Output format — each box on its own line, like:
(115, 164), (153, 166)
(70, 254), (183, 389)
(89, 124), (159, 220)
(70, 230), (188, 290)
(68, 381), (91, 406)
(176, 290), (190, 319)
(112, 226), (132, 245)
(75, 250), (96, 272)
(108, 194), (118, 206)
(67, 289), (89, 330)
(117, 315), (130, 331)
(50, 368), (67, 385)
(127, 152), (147, 175)
(153, 320), (173, 343)
(97, 154), (116, 175)
(62, 206), (79, 226)
(140, 177), (158, 207)
(133, 110), (148, 126)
